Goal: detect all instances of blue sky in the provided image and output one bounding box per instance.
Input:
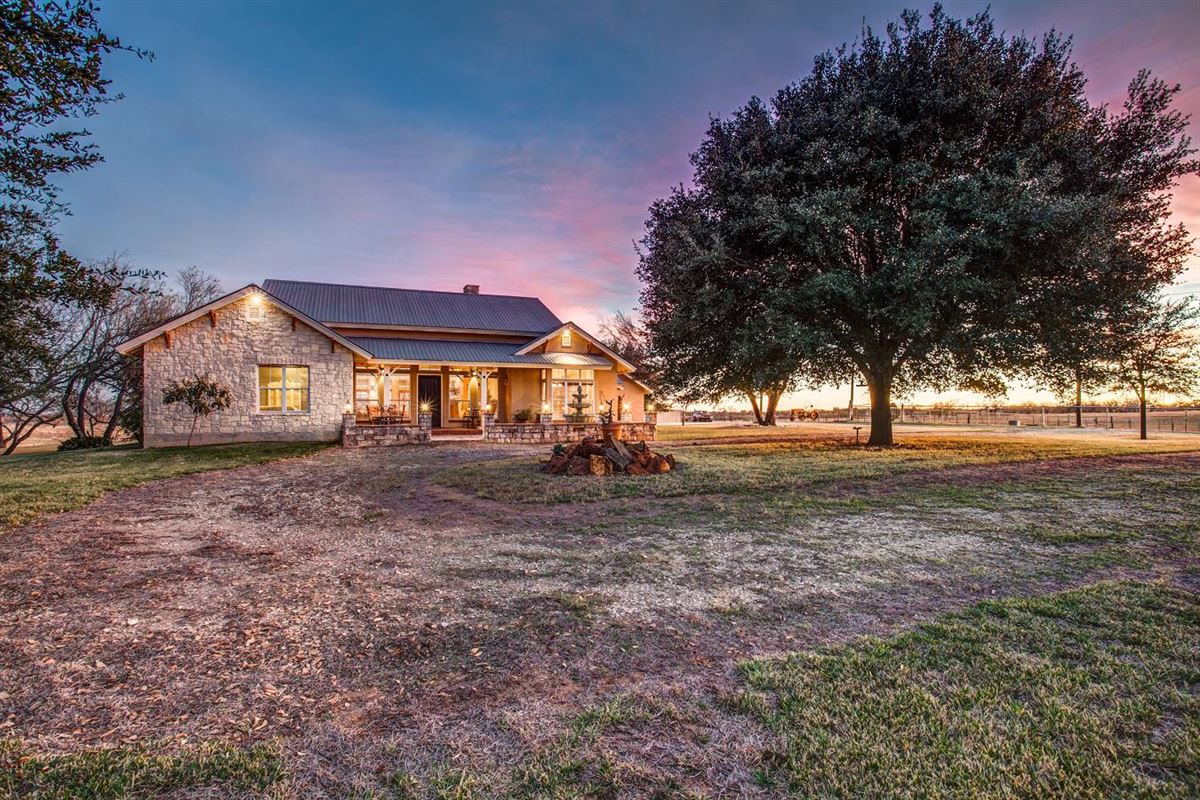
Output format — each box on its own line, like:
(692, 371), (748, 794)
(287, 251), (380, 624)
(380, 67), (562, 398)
(57, 0), (1200, 405)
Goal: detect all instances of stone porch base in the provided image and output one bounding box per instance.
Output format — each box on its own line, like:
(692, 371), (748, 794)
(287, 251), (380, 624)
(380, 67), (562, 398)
(342, 418), (656, 447)
(342, 422), (430, 447)
(483, 422), (656, 443)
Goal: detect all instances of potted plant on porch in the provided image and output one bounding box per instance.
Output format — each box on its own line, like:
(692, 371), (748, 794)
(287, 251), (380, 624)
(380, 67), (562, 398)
(598, 398), (621, 440)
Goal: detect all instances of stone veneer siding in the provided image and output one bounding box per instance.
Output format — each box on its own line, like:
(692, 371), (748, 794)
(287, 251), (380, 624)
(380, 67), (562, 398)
(341, 423), (430, 447)
(142, 295), (355, 447)
(484, 422), (656, 443)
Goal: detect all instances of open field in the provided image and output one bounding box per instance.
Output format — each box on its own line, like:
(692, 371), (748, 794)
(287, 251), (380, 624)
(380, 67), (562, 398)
(1, 428), (1198, 797)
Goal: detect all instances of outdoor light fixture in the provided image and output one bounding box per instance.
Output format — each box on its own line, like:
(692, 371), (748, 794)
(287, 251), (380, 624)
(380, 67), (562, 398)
(344, 402), (353, 414)
(541, 402), (552, 414)
(419, 400), (433, 414)
(622, 402), (632, 413)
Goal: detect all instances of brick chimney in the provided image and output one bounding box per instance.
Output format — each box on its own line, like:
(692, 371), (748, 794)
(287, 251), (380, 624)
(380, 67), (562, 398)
(462, 284), (480, 294)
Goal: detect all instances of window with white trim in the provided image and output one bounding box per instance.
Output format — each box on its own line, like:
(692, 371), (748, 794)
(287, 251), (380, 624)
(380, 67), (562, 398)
(258, 365), (309, 412)
(560, 328), (572, 348)
(550, 368), (594, 420)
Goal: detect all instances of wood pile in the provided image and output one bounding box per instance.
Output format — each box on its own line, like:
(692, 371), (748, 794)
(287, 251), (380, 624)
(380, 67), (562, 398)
(541, 436), (676, 476)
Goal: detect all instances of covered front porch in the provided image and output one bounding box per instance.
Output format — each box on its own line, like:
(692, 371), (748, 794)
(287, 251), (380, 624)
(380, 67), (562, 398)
(351, 362), (643, 428)
(353, 364), (501, 430)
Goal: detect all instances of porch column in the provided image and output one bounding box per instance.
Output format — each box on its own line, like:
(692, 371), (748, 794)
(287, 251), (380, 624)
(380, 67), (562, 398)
(440, 366), (450, 425)
(382, 372), (391, 411)
(409, 365), (418, 421)
(479, 369), (492, 411)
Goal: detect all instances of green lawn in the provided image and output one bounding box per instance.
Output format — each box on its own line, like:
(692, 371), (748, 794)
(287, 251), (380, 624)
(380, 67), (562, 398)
(735, 581), (1200, 799)
(655, 424), (827, 441)
(0, 741), (283, 800)
(14, 581), (1188, 798)
(439, 434), (1200, 504)
(0, 442), (329, 528)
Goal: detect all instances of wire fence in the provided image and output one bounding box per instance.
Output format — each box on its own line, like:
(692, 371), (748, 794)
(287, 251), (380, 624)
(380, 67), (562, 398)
(828, 406), (1200, 433)
(664, 406), (1200, 433)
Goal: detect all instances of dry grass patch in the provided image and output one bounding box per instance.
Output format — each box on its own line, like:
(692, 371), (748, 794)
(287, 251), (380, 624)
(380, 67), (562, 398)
(0, 442), (330, 528)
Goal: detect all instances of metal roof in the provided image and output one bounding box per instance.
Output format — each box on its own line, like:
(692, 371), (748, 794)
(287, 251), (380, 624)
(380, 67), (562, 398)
(350, 337), (612, 367)
(262, 279), (562, 334)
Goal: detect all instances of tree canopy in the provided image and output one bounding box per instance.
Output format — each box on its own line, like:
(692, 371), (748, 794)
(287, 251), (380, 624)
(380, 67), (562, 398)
(0, 1), (147, 402)
(637, 5), (1197, 444)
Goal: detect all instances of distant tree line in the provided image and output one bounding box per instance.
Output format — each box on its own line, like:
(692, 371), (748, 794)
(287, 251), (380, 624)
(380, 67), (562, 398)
(635, 4), (1199, 444)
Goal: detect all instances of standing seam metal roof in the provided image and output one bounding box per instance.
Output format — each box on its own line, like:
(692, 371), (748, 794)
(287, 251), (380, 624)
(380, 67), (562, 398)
(349, 337), (612, 366)
(262, 279), (562, 333)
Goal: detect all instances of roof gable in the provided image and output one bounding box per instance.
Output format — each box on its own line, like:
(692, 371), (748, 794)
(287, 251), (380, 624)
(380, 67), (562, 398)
(262, 279), (562, 335)
(114, 284), (373, 358)
(515, 322), (637, 372)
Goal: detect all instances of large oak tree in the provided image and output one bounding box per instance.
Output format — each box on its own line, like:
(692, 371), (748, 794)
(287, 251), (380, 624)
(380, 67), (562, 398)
(637, 6), (1196, 445)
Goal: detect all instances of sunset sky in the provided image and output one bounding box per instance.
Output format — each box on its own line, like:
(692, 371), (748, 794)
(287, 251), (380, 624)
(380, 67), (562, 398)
(58, 0), (1200, 408)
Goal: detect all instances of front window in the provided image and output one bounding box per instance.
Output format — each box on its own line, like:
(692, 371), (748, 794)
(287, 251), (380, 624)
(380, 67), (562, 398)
(355, 370), (412, 419)
(258, 365), (308, 413)
(354, 372), (375, 416)
(449, 372), (498, 420)
(550, 368), (594, 421)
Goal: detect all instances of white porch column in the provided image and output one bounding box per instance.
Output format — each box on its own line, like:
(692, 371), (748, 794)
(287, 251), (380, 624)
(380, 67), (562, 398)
(479, 369), (492, 411)
(382, 372), (392, 410)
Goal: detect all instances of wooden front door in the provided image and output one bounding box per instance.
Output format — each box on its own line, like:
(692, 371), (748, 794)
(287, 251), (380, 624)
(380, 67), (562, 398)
(418, 374), (441, 427)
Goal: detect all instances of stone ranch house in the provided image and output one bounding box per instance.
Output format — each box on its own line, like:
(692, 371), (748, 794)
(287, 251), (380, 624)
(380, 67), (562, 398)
(116, 279), (653, 448)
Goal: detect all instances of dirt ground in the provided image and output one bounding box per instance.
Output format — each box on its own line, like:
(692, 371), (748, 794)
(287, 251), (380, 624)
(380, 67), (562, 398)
(2, 429), (1198, 795)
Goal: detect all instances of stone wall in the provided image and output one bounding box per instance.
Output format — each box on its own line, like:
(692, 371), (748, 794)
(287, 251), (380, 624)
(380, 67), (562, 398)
(142, 294), (355, 447)
(342, 423), (429, 447)
(484, 421), (656, 443)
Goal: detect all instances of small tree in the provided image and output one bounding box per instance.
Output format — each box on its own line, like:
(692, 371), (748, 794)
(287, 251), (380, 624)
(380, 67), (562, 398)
(161, 375), (232, 447)
(1112, 300), (1199, 440)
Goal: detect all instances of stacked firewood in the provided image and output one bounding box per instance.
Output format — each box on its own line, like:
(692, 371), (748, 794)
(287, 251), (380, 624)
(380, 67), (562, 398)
(541, 436), (676, 476)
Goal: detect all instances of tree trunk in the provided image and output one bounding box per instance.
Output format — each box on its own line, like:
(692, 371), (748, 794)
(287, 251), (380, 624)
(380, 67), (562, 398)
(866, 369), (894, 447)
(747, 391), (764, 425)
(763, 390), (781, 426)
(1074, 370), (1083, 428)
(101, 379), (128, 442)
(1139, 381), (1148, 440)
(62, 377), (81, 438)
(76, 377), (92, 438)
(187, 414), (198, 448)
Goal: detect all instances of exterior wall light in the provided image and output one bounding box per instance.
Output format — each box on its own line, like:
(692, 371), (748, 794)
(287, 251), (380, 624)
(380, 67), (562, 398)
(419, 400), (434, 414)
(541, 402), (552, 414)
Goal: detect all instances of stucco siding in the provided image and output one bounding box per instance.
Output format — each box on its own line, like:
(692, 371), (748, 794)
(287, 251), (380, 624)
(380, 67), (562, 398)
(507, 368), (543, 419)
(142, 295), (354, 447)
(595, 371), (647, 422)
